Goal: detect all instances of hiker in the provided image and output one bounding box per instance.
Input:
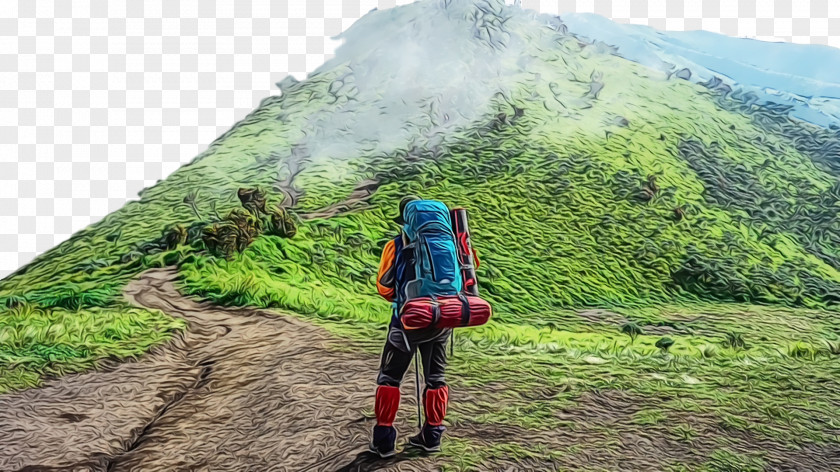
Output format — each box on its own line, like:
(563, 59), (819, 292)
(368, 195), (480, 458)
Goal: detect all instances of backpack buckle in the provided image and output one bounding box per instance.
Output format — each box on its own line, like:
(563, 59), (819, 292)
(457, 293), (471, 327)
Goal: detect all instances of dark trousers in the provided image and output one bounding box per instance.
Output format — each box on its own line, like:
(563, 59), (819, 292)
(377, 329), (449, 389)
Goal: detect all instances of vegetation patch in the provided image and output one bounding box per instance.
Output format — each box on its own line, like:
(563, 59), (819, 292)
(0, 303), (184, 393)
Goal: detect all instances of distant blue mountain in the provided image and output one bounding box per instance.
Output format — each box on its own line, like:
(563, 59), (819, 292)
(560, 12), (840, 128)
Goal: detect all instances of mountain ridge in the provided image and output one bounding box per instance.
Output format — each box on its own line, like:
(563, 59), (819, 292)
(561, 11), (840, 127)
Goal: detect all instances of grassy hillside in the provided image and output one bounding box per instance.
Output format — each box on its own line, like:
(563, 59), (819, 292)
(2, 0), (840, 468)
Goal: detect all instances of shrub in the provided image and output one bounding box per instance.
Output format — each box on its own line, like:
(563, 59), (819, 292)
(238, 187), (268, 214)
(700, 344), (718, 358)
(786, 342), (817, 360)
(621, 323), (644, 343)
(655, 337), (675, 354)
(264, 206), (297, 238)
(202, 222), (241, 259)
(199, 190), (297, 258)
(164, 224), (188, 249)
(0, 295), (26, 309)
(722, 332), (750, 350)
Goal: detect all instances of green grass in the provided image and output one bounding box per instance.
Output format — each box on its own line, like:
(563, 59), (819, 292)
(703, 448), (767, 472)
(1, 5), (840, 468)
(0, 302), (185, 393)
(631, 408), (668, 426)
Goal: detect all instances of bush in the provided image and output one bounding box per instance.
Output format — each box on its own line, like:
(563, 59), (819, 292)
(699, 344), (717, 358)
(0, 294), (26, 309)
(655, 337), (675, 354)
(200, 190), (296, 259)
(164, 224), (188, 249)
(621, 323), (644, 343)
(722, 332), (750, 350)
(264, 206), (297, 238)
(786, 342), (817, 360)
(238, 187), (268, 214)
(202, 222), (242, 259)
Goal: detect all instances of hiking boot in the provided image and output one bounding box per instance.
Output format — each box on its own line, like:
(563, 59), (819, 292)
(369, 425), (398, 458)
(408, 423), (446, 453)
(407, 385), (449, 452)
(370, 385), (401, 458)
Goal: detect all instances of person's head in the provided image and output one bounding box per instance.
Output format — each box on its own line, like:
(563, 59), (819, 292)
(394, 195), (421, 225)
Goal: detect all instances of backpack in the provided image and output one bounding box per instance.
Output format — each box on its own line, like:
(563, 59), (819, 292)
(399, 200), (462, 302)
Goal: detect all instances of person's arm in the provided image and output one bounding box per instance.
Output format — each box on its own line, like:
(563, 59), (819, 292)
(472, 246), (480, 269)
(377, 239), (397, 302)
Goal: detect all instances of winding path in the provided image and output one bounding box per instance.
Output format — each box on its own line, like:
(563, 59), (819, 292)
(0, 268), (447, 471)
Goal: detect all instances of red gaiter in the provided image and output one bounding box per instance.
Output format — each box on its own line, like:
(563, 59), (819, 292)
(375, 385), (401, 427)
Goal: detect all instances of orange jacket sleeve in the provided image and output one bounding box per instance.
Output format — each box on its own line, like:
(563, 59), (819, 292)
(377, 239), (397, 302)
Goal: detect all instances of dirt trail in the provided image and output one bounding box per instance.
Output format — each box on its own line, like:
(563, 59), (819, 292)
(0, 268), (449, 472)
(300, 179), (380, 221)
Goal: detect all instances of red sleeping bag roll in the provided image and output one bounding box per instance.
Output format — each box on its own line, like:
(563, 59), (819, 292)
(401, 295), (492, 330)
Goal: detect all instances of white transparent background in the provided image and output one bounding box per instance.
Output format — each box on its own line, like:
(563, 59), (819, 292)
(1, 0), (839, 277)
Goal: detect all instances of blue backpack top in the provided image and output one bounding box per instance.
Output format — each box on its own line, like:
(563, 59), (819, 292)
(400, 200), (462, 301)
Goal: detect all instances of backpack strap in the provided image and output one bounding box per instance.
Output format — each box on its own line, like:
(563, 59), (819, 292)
(430, 294), (441, 328)
(394, 232), (411, 307)
(457, 293), (471, 327)
(392, 302), (404, 328)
